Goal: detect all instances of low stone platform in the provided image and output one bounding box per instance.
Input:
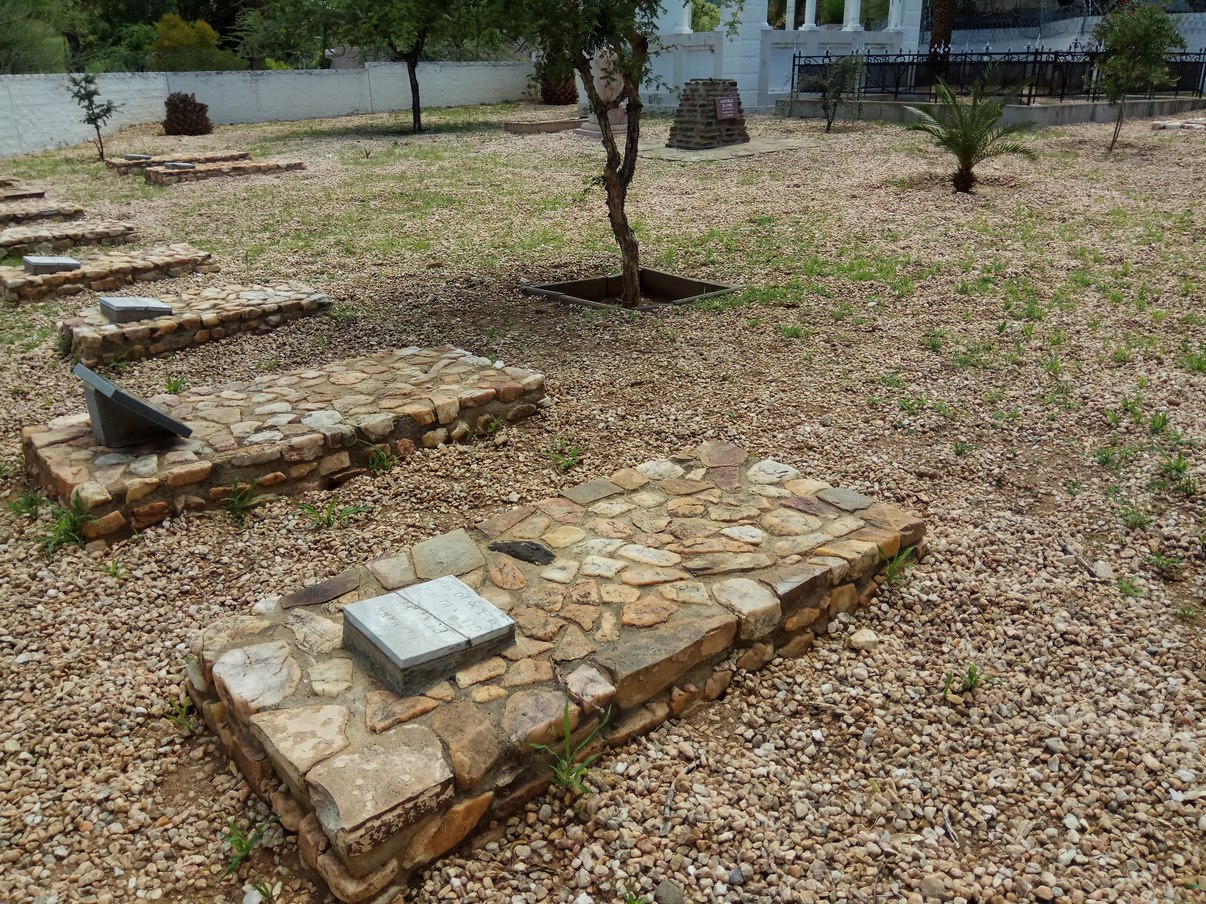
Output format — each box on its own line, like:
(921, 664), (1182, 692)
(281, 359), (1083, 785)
(0, 219), (136, 258)
(106, 151), (252, 175)
(1, 187), (45, 202)
(59, 282), (333, 367)
(0, 200), (85, 227)
(22, 346), (548, 538)
(144, 160), (306, 186)
(1152, 119), (1206, 131)
(184, 443), (925, 902)
(0, 243), (217, 303)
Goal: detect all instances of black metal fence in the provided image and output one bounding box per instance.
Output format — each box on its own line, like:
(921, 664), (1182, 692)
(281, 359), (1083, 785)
(791, 50), (1206, 104)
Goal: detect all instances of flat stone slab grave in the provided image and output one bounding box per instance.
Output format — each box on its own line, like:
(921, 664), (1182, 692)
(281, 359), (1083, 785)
(0, 219), (137, 258)
(1152, 119), (1206, 130)
(344, 576), (516, 696)
(639, 135), (818, 163)
(24, 255), (80, 275)
(106, 151), (252, 175)
(0, 200), (85, 227)
(0, 187), (45, 202)
(0, 243), (218, 303)
(22, 345), (549, 539)
(144, 159), (306, 186)
(185, 441), (927, 902)
(59, 282), (334, 367)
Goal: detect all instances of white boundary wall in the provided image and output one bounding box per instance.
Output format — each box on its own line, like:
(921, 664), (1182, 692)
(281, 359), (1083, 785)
(0, 61), (533, 158)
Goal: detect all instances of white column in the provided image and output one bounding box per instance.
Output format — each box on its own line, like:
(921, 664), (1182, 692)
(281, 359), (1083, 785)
(886, 0), (903, 30)
(784, 0), (797, 29)
(679, 2), (693, 33)
(843, 0), (864, 31)
(740, 0), (772, 30)
(801, 0), (818, 29)
(654, 2), (692, 35)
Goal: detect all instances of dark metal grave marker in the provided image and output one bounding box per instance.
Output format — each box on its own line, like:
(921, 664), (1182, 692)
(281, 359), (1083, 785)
(73, 364), (193, 448)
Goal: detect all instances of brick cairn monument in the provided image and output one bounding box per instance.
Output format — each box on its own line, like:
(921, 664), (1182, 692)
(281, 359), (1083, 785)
(666, 79), (751, 151)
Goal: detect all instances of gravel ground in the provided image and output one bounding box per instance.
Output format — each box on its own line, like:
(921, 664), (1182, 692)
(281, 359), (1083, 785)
(0, 103), (1203, 904)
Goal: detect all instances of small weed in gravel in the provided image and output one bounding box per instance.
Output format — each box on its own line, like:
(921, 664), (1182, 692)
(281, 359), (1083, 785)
(545, 438), (583, 473)
(297, 500), (371, 529)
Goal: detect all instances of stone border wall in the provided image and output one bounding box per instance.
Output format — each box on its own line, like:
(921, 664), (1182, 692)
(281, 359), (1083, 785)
(59, 283), (332, 368)
(0, 220), (136, 258)
(0, 243), (218, 303)
(22, 346), (548, 540)
(181, 443), (926, 902)
(106, 151), (251, 175)
(144, 160), (306, 186)
(0, 200), (85, 227)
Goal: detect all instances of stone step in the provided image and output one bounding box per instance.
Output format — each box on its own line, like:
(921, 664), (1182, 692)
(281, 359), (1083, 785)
(144, 159), (306, 186)
(59, 282), (334, 367)
(0, 219), (137, 258)
(22, 345), (549, 537)
(106, 151), (252, 175)
(179, 441), (926, 902)
(0, 200), (85, 227)
(0, 243), (218, 303)
(0, 187), (45, 202)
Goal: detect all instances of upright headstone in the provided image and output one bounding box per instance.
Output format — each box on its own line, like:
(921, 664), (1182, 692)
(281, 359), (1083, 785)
(100, 296), (175, 324)
(73, 364), (193, 448)
(343, 575), (515, 696)
(666, 79), (751, 151)
(23, 255), (81, 275)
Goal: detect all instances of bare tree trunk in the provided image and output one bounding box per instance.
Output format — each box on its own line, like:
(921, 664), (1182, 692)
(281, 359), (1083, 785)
(1109, 98), (1125, 151)
(576, 45), (646, 309)
(406, 58), (423, 132)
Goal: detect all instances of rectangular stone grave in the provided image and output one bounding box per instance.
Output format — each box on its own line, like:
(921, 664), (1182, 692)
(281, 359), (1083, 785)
(344, 576), (515, 696)
(74, 363), (193, 448)
(99, 296), (174, 323)
(24, 255), (80, 275)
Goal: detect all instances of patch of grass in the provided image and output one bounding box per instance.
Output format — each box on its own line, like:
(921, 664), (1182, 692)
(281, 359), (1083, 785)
(226, 481), (266, 527)
(6, 490), (46, 518)
(544, 438), (583, 473)
(1117, 576), (1144, 598)
(222, 815), (279, 877)
(830, 301), (855, 321)
(879, 371), (905, 389)
(296, 500), (370, 528)
(776, 323), (811, 339)
(881, 546), (915, 584)
(164, 374), (187, 394)
(163, 697), (200, 736)
(366, 444), (397, 474)
(98, 557), (128, 579)
(953, 342), (993, 370)
(37, 492), (93, 558)
(529, 700), (610, 796)
(1177, 605), (1201, 620)
(953, 440), (974, 456)
(1147, 553), (1184, 581)
(921, 327), (948, 352)
(943, 663), (990, 699)
(1118, 503), (1150, 530)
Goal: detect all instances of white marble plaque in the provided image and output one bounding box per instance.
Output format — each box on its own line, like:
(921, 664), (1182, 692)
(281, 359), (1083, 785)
(343, 576), (515, 694)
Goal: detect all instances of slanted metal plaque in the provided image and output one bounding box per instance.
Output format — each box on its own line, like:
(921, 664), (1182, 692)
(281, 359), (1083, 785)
(343, 576), (515, 696)
(73, 364), (193, 448)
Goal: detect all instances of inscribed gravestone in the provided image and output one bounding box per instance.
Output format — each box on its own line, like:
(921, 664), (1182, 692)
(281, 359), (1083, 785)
(100, 296), (174, 324)
(24, 256), (80, 275)
(73, 364), (192, 448)
(344, 575), (515, 696)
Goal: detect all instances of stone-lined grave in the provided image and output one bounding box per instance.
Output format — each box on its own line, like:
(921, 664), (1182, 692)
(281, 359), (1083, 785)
(0, 200), (85, 227)
(106, 151), (252, 175)
(1152, 119), (1206, 130)
(0, 243), (217, 302)
(666, 79), (750, 151)
(144, 159), (306, 186)
(59, 282), (334, 367)
(22, 346), (548, 539)
(184, 442), (925, 902)
(0, 219), (137, 258)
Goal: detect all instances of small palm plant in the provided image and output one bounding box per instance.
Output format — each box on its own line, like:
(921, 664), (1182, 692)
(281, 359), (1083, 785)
(905, 77), (1035, 193)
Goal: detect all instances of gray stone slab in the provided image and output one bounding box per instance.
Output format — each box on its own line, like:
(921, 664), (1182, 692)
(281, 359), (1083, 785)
(163, 162), (196, 170)
(73, 364), (192, 448)
(562, 477), (622, 506)
(123, 154), (153, 161)
(23, 255), (80, 275)
(343, 576), (515, 696)
(817, 486), (875, 512)
(99, 296), (174, 324)
(411, 528), (486, 579)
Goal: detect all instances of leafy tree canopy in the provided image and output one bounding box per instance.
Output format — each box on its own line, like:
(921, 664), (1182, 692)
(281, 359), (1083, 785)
(147, 13), (247, 71)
